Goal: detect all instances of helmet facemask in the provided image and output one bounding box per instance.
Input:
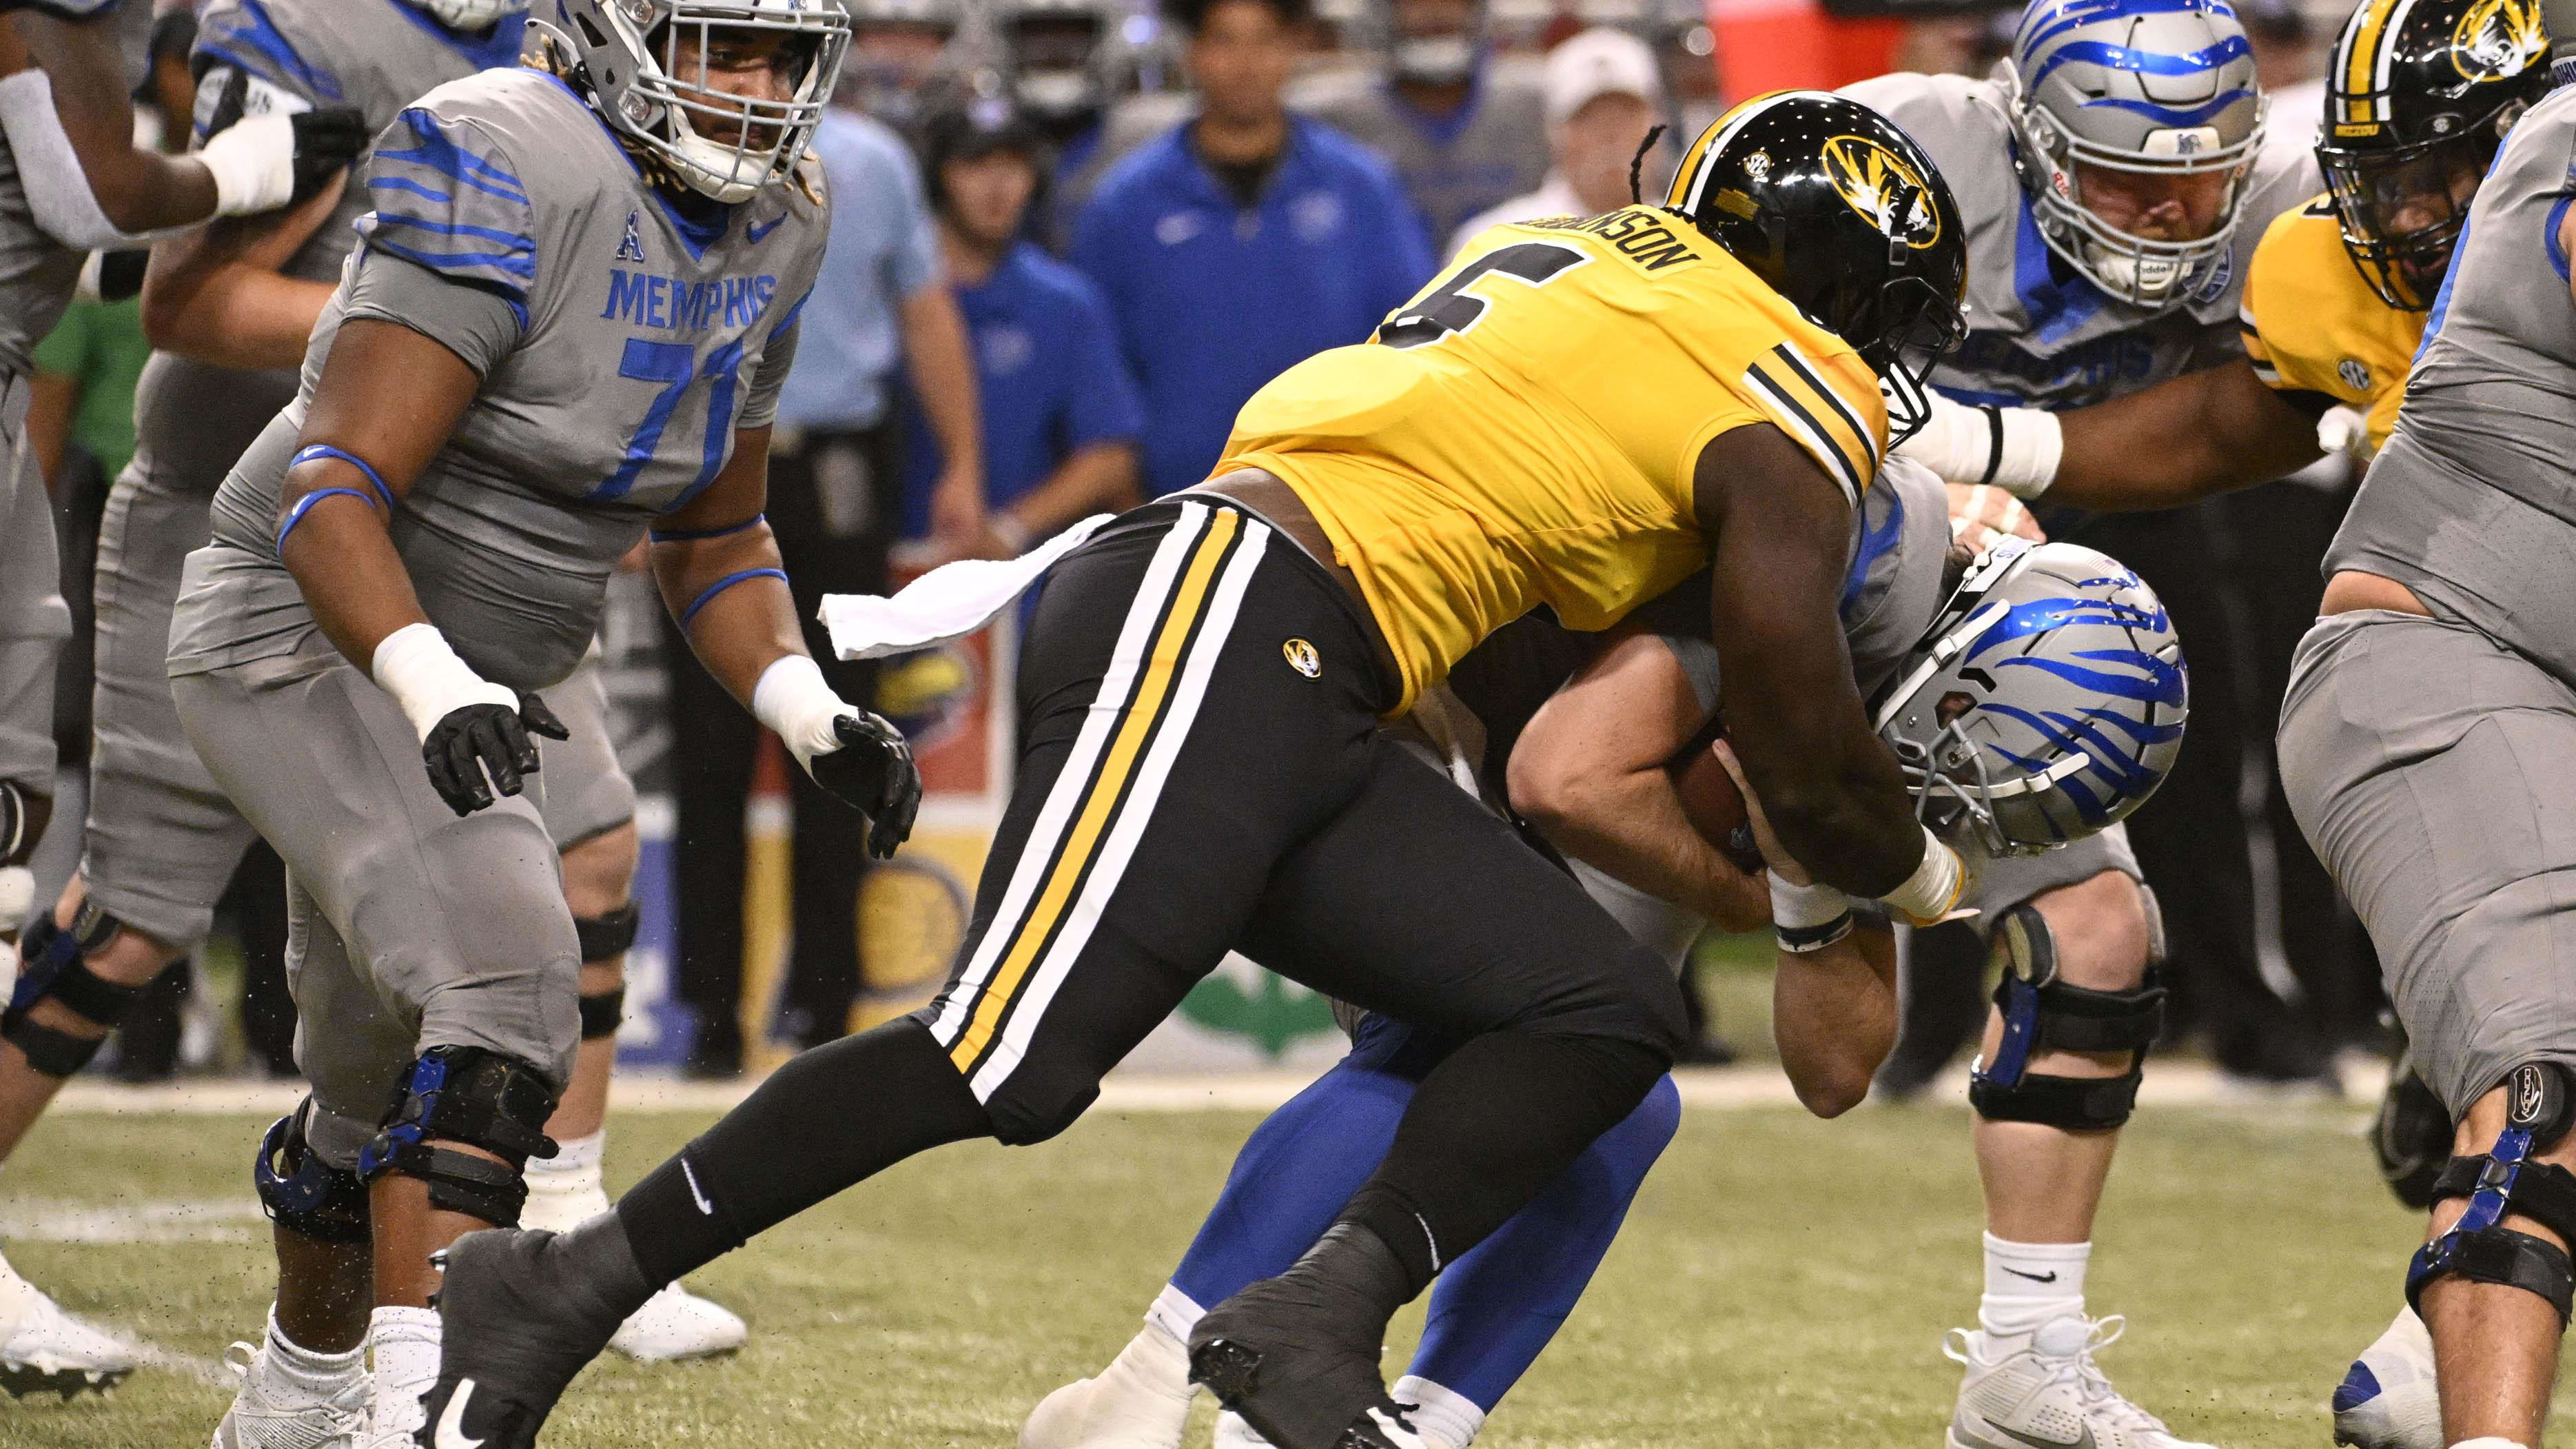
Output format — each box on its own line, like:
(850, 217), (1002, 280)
(2320, 114), (2513, 310)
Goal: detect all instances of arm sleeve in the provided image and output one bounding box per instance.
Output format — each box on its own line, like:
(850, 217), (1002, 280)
(351, 108), (538, 335)
(0, 70), (178, 250)
(738, 305), (805, 430)
(340, 245), (524, 380)
(1061, 281), (1144, 449)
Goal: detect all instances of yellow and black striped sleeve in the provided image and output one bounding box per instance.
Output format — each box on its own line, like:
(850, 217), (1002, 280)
(1740, 340), (1885, 508)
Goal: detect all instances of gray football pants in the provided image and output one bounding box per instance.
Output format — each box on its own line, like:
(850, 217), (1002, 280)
(0, 372), (67, 800)
(2280, 609), (2576, 1119)
(172, 631), (597, 1169)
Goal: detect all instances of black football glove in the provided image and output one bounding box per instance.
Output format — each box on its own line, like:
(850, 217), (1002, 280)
(808, 711), (921, 859)
(422, 691), (570, 818)
(198, 68), (368, 203)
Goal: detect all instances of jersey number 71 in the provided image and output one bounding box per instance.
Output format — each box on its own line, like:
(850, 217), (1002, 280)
(592, 336), (748, 506)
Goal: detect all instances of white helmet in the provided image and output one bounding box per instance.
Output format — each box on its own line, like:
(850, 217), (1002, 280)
(535, 0), (850, 203)
(2002, 0), (2266, 308)
(1869, 539), (2187, 855)
(409, 0), (529, 30)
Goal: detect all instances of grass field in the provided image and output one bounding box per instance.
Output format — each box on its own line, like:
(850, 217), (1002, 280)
(0, 1089), (2496, 1449)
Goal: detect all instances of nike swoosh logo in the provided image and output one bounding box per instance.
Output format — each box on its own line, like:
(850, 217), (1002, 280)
(436, 1379), (484, 1449)
(1999, 1268), (2058, 1283)
(1366, 1406), (1425, 1448)
(1983, 1417), (2092, 1449)
(748, 214), (786, 244)
(682, 1157), (715, 1215)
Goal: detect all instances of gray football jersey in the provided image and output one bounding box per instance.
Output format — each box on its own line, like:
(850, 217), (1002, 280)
(0, 0), (130, 379)
(127, 0), (529, 502)
(174, 68), (827, 691)
(1841, 71), (2318, 411)
(1296, 61), (1549, 247)
(2327, 84), (2576, 689)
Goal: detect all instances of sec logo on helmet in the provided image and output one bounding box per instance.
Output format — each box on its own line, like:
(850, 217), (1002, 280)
(1820, 135), (1943, 250)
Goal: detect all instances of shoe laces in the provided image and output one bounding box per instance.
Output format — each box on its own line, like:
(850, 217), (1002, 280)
(2044, 1317), (2175, 1437)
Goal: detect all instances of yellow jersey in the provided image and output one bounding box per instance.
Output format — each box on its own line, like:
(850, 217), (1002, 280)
(1216, 207), (1889, 716)
(2240, 196), (2425, 461)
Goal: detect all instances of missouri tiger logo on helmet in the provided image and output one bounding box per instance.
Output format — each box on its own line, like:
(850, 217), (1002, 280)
(2453, 0), (2546, 81)
(1820, 134), (1943, 250)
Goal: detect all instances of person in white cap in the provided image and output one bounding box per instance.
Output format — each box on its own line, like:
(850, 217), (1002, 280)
(1447, 26), (1667, 257)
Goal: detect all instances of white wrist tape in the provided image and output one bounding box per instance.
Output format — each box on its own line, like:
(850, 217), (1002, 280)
(371, 622), (515, 743)
(197, 111), (300, 216)
(0, 863), (32, 926)
(0, 70), (181, 249)
(1890, 389), (2063, 500)
(1877, 827), (1968, 926)
(1767, 871), (1852, 931)
(752, 655), (850, 776)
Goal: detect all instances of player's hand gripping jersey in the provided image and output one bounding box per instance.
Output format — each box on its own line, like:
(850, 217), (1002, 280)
(2239, 199), (2424, 459)
(1218, 205), (1890, 714)
(174, 67), (827, 692)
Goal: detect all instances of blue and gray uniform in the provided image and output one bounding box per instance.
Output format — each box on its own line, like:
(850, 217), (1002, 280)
(2280, 84), (2576, 1117)
(81, 0), (633, 955)
(0, 0), (123, 800)
(167, 67), (827, 1166)
(1841, 68), (2318, 923)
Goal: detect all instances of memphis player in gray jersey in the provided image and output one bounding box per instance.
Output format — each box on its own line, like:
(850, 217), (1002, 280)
(156, 4), (917, 1444)
(2275, 46), (2576, 1448)
(1835, 2), (2313, 1446)
(0, 0), (363, 1400)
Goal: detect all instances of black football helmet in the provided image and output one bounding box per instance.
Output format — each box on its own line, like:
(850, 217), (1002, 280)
(2320, 0), (2548, 310)
(1663, 90), (1968, 447)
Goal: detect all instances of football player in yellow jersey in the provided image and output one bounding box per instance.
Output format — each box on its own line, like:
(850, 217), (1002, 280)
(416, 91), (1976, 1449)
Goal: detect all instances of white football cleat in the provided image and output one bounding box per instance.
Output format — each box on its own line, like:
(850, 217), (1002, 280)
(607, 1281), (748, 1362)
(2331, 1306), (2440, 1449)
(0, 1250), (136, 1399)
(212, 1334), (370, 1449)
(1019, 1322), (1195, 1449)
(1944, 1315), (2218, 1449)
(1214, 1410), (1267, 1448)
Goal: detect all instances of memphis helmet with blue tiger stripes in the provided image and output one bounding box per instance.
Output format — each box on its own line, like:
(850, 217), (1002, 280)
(2003, 0), (2267, 307)
(1869, 538), (2187, 856)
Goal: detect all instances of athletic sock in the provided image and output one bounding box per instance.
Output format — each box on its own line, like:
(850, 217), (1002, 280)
(1338, 1031), (1668, 1299)
(1979, 1233), (2091, 1339)
(366, 1306), (440, 1441)
(615, 1018), (992, 1286)
(522, 1128), (609, 1233)
(1167, 1059), (1409, 1315)
(1391, 1376), (1486, 1449)
(263, 1307), (365, 1397)
(1143, 1281), (1207, 1347)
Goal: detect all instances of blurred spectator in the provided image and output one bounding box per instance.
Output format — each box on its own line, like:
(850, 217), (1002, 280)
(1647, 0), (1723, 142)
(1449, 26), (1666, 254)
(1303, 0), (1549, 241)
(905, 101), (1143, 555)
(2244, 0), (2320, 155)
(841, 0), (965, 130)
(999, 0), (1120, 214)
(662, 93), (986, 1074)
(1074, 0), (1433, 498)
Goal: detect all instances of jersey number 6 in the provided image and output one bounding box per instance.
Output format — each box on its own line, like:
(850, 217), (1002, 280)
(593, 336), (749, 505)
(1376, 241), (1588, 350)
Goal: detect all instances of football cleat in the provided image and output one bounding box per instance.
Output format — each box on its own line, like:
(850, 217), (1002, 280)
(0, 1253), (136, 1400)
(1943, 1315), (2216, 1449)
(1187, 1227), (1422, 1449)
(1020, 1323), (1195, 1449)
(606, 1281), (746, 1363)
(2331, 1307), (2440, 1449)
(212, 1335), (371, 1449)
(411, 1222), (655, 1449)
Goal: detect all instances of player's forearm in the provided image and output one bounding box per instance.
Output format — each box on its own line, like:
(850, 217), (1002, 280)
(276, 475), (433, 673)
(901, 285), (985, 484)
(140, 191), (342, 367)
(1773, 919), (1897, 1117)
(651, 526), (808, 712)
(1008, 441), (1138, 541)
(2051, 364), (2322, 509)
(13, 13), (218, 232)
(1517, 768), (1767, 933)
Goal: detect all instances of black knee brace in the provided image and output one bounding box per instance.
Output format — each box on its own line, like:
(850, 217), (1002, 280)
(573, 903), (638, 964)
(356, 1046), (561, 1227)
(2375, 1048), (2454, 1209)
(0, 777), (32, 862)
(578, 986), (627, 1040)
(1966, 904), (2166, 1133)
(2, 900), (139, 1077)
(2409, 1061), (2576, 1323)
(254, 1107), (370, 1244)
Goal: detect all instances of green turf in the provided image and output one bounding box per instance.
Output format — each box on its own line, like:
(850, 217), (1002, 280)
(0, 1100), (2480, 1448)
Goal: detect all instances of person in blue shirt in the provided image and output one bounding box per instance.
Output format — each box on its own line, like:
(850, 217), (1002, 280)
(1071, 0), (1433, 499)
(903, 101), (1143, 558)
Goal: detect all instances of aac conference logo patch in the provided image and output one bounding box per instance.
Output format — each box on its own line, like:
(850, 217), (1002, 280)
(1821, 135), (1942, 251)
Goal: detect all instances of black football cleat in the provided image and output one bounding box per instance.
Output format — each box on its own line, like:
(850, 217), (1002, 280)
(1187, 1225), (1427, 1449)
(413, 1218), (655, 1449)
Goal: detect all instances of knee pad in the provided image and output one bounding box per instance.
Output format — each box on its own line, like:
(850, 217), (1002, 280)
(2409, 1062), (2576, 1323)
(573, 903), (638, 964)
(1966, 904), (2166, 1133)
(578, 985), (627, 1040)
(356, 1046), (561, 1227)
(2375, 1048), (2454, 1210)
(0, 777), (32, 864)
(2, 900), (139, 1078)
(254, 1106), (370, 1244)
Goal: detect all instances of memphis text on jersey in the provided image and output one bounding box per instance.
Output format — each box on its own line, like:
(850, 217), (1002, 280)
(601, 267), (781, 332)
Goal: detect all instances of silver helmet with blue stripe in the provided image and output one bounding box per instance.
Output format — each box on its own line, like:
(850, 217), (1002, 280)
(2003, 0), (2266, 307)
(1869, 539), (2187, 855)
